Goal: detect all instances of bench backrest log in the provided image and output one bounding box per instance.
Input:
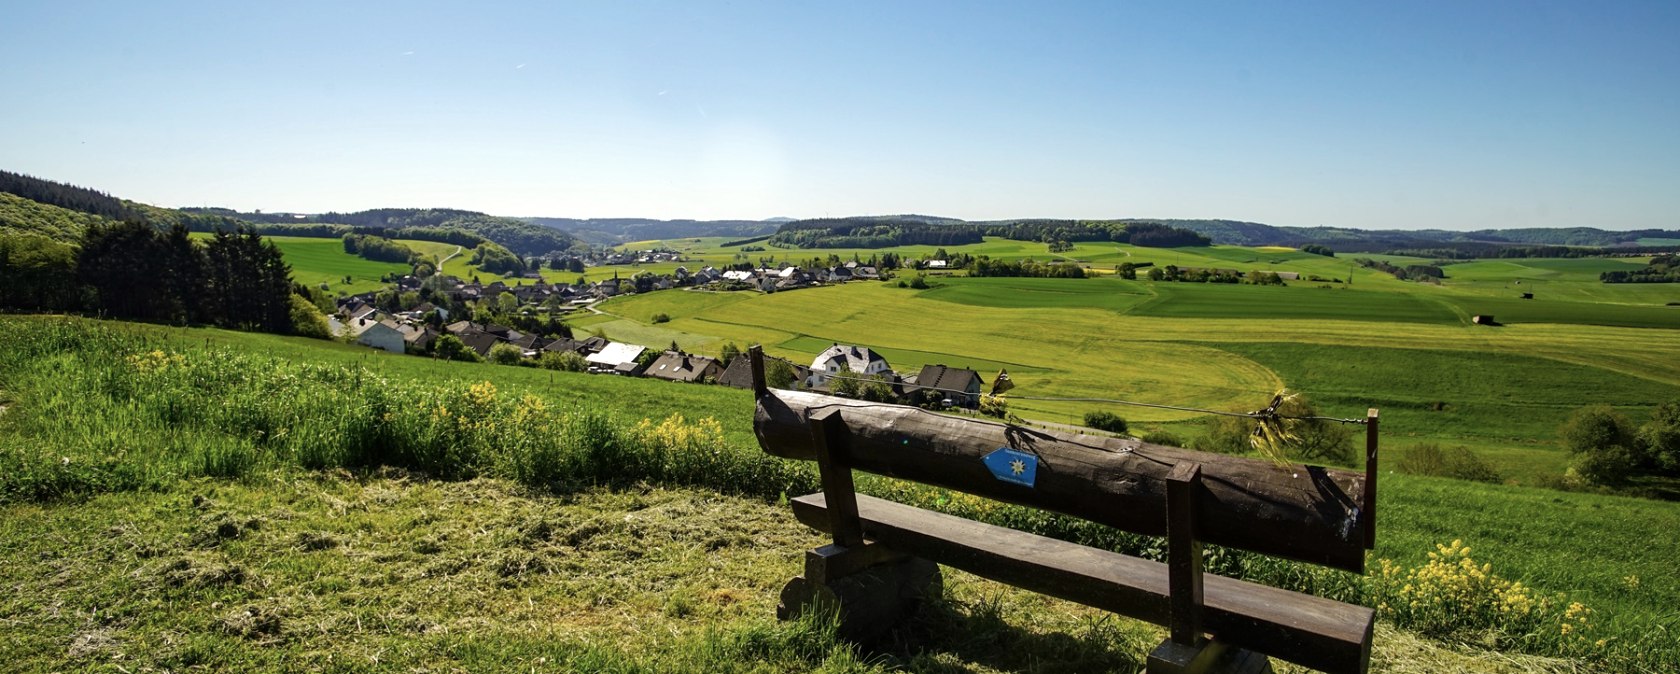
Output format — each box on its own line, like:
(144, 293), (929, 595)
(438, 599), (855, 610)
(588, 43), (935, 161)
(754, 387), (1374, 574)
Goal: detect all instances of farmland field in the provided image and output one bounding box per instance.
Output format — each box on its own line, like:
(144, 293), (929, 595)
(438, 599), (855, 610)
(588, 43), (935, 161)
(594, 260), (1680, 485)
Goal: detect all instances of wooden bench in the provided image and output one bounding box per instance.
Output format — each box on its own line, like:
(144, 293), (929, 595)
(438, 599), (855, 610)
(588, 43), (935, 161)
(749, 347), (1379, 674)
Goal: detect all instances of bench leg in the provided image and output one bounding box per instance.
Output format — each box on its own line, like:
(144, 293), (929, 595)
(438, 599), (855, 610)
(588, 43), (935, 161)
(1147, 639), (1273, 674)
(777, 544), (942, 644)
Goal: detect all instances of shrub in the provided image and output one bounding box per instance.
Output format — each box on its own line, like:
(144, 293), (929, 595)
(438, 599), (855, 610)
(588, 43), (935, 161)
(1194, 415), (1251, 454)
(1140, 430), (1185, 447)
(288, 294), (332, 339)
(1367, 540), (1597, 653)
(433, 335), (482, 363)
(1560, 405), (1640, 485)
(1639, 400), (1680, 474)
(488, 342), (525, 366)
(539, 350), (588, 372)
(1082, 411), (1128, 435)
(651, 313), (671, 324)
(1395, 443), (1502, 483)
(909, 274), (929, 290)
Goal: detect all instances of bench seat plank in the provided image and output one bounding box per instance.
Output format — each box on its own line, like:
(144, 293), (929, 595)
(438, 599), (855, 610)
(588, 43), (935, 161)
(791, 493), (1372, 674)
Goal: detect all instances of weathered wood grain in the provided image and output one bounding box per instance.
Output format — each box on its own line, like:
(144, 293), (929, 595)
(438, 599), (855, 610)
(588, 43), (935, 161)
(756, 389), (1370, 572)
(793, 493), (1373, 674)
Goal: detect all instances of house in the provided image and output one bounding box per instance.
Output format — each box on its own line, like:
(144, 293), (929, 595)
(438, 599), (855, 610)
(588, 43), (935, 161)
(717, 356), (814, 390)
(645, 351), (724, 383)
(924, 260), (948, 269)
(908, 364), (984, 408)
(1472, 314), (1497, 326)
(585, 342), (646, 372)
(542, 338), (585, 355)
(577, 335), (610, 354)
(399, 324), (439, 352)
(457, 331), (504, 357)
(1274, 272), (1301, 281)
(357, 319), (407, 354)
(808, 344), (891, 387)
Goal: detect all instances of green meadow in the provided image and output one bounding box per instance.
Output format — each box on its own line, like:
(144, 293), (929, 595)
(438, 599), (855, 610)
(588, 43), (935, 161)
(190, 233), (412, 295)
(587, 241), (1678, 487)
(2, 316), (1677, 673)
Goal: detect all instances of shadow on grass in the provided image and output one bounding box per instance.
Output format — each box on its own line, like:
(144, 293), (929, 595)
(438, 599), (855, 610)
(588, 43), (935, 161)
(861, 595), (1148, 673)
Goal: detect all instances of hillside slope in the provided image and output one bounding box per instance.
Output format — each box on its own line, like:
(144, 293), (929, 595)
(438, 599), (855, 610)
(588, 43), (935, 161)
(0, 192), (116, 240)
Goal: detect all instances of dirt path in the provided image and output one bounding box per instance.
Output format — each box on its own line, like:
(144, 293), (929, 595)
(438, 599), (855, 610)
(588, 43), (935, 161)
(437, 245), (463, 268)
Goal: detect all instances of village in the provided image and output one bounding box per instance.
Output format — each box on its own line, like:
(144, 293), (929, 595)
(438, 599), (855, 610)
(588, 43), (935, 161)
(325, 258), (992, 410)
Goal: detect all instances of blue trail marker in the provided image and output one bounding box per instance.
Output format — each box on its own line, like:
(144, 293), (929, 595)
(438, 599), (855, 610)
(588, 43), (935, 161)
(983, 447), (1038, 487)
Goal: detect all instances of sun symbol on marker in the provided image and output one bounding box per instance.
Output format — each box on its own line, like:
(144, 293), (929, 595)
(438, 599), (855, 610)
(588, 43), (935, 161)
(1010, 459), (1026, 476)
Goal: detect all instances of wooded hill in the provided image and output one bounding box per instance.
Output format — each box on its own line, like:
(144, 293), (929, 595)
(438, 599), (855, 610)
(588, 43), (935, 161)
(0, 170), (577, 256)
(523, 217), (785, 246)
(768, 217), (1211, 249)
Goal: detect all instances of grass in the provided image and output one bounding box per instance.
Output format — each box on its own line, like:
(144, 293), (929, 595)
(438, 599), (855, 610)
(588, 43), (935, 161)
(2, 316), (1677, 672)
(598, 280), (1680, 456)
(190, 233), (411, 295)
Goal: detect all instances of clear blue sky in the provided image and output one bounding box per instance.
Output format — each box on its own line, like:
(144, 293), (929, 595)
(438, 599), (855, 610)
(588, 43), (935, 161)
(3, 1), (1677, 230)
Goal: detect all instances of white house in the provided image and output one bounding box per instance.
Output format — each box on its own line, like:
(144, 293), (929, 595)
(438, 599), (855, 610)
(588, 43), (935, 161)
(808, 344), (891, 387)
(585, 341), (647, 372)
(357, 319), (407, 354)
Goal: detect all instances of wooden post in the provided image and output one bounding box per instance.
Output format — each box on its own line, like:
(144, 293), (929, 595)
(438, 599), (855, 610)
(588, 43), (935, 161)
(749, 344), (768, 397)
(1166, 462), (1204, 647)
(1363, 409), (1379, 550)
(810, 409), (864, 548)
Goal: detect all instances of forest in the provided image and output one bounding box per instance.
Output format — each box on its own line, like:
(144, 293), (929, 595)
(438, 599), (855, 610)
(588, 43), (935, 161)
(0, 221), (320, 336)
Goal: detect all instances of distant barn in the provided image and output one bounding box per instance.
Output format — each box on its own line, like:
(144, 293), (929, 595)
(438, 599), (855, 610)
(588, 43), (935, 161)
(1472, 314), (1496, 325)
(1521, 292), (1534, 299)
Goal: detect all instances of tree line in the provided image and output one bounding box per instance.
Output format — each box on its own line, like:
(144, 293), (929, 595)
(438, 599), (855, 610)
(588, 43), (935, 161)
(342, 233), (420, 264)
(0, 169), (139, 221)
(769, 217), (1213, 250)
(1600, 254), (1679, 283)
(1354, 257), (1446, 281)
(0, 221), (326, 337)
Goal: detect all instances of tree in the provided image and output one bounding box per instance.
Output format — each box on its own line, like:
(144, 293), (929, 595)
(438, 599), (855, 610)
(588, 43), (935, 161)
(289, 293), (332, 339)
(1083, 411), (1129, 434)
(0, 234), (79, 312)
(488, 342), (525, 365)
(1146, 267), (1165, 281)
(433, 334), (482, 363)
(1640, 401), (1680, 474)
(830, 365), (861, 398)
(539, 350), (589, 372)
(766, 358), (799, 390)
(719, 342), (742, 367)
(497, 291), (519, 315)
(1560, 404), (1640, 485)
(78, 219), (170, 320)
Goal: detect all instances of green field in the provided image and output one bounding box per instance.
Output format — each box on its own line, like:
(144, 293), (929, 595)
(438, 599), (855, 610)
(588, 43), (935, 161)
(177, 232), (1680, 483)
(2, 316), (1677, 673)
(190, 233), (412, 295)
